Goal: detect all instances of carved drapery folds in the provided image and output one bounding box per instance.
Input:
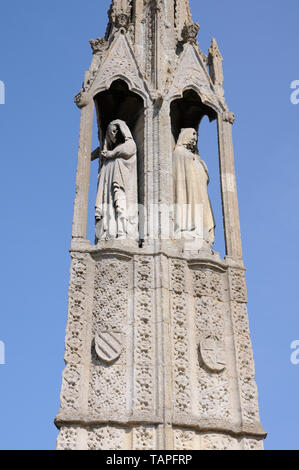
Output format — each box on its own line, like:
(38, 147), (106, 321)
(95, 119), (138, 242)
(57, 0), (265, 452)
(172, 128), (215, 247)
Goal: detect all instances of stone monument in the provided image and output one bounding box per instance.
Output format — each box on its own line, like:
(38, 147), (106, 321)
(56, 0), (266, 450)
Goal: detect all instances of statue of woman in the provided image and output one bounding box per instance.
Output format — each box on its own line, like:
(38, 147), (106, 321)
(173, 128), (215, 246)
(95, 119), (138, 241)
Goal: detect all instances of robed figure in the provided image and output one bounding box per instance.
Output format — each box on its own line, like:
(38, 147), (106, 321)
(95, 120), (138, 241)
(173, 128), (215, 246)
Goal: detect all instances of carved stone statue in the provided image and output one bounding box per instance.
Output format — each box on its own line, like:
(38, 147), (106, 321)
(173, 128), (215, 246)
(95, 119), (138, 241)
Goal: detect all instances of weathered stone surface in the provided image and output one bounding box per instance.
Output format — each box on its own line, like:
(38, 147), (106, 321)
(56, 0), (265, 451)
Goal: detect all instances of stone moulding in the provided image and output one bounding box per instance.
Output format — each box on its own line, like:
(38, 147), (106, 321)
(55, 418), (266, 440)
(57, 0), (266, 451)
(56, 244), (266, 449)
(165, 43), (225, 113)
(75, 31), (151, 109)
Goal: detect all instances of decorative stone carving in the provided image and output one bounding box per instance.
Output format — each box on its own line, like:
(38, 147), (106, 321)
(174, 0), (193, 41)
(89, 257), (130, 419)
(87, 426), (125, 450)
(109, 0), (132, 33)
(208, 37), (223, 62)
(57, 0), (266, 451)
(166, 43), (219, 109)
(229, 269), (248, 303)
(57, 426), (78, 450)
(133, 256), (155, 416)
(89, 37), (107, 55)
(94, 331), (123, 363)
(231, 301), (261, 426)
(201, 433), (239, 450)
(243, 438), (264, 450)
(78, 32), (148, 107)
(170, 260), (192, 415)
(115, 12), (130, 30)
(199, 334), (226, 373)
(182, 21), (200, 45)
(174, 429), (196, 450)
(193, 268), (231, 421)
(222, 111), (235, 125)
(58, 254), (89, 416)
(173, 128), (215, 247)
(132, 426), (156, 450)
(173, 429), (264, 450)
(95, 120), (138, 242)
(208, 38), (224, 97)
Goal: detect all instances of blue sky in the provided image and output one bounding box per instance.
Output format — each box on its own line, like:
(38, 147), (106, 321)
(0, 0), (298, 450)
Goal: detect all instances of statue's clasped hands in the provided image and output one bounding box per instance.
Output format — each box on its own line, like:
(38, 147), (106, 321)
(101, 150), (114, 159)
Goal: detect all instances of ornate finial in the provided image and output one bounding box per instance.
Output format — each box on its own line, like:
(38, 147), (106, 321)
(208, 38), (224, 89)
(208, 38), (223, 61)
(89, 37), (107, 55)
(106, 0), (132, 37)
(182, 21), (200, 45)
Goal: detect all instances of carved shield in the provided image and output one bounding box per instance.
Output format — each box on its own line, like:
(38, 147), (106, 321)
(95, 332), (123, 364)
(199, 335), (226, 373)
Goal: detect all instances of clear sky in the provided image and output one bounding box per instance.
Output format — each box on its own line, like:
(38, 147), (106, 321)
(0, 0), (298, 450)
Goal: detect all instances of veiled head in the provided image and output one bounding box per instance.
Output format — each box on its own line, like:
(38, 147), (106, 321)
(105, 119), (133, 148)
(177, 128), (198, 151)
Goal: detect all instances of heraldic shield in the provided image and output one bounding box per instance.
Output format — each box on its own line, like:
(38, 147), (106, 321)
(199, 334), (226, 373)
(95, 331), (123, 364)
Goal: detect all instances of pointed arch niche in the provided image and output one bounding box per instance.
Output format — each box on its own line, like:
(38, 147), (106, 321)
(92, 79), (145, 243)
(170, 89), (225, 256)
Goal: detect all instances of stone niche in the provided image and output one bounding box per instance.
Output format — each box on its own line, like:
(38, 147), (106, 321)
(94, 80), (145, 241)
(170, 89), (217, 147)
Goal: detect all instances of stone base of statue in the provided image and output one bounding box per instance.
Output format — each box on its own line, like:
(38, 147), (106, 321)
(56, 239), (266, 450)
(56, 0), (266, 451)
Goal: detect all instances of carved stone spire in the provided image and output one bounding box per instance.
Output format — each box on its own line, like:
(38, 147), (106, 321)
(208, 38), (224, 87)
